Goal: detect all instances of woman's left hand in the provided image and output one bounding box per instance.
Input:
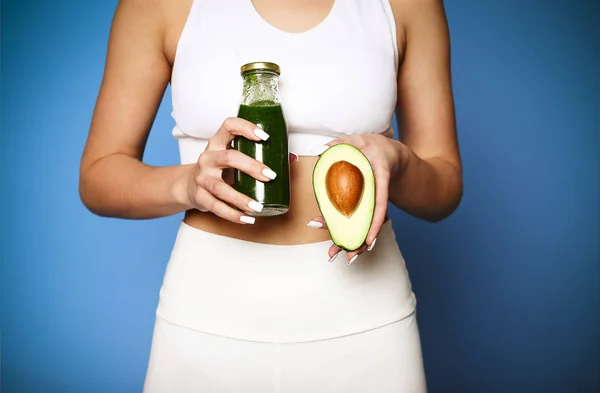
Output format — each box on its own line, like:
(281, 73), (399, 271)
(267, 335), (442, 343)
(309, 133), (406, 264)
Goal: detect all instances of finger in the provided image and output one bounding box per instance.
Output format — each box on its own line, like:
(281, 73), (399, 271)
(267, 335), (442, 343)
(366, 169), (390, 248)
(309, 139), (345, 156)
(191, 187), (212, 212)
(205, 150), (277, 182)
(306, 216), (328, 230)
(320, 136), (361, 151)
(346, 244), (369, 265)
(206, 179), (265, 215)
(289, 152), (299, 163)
(207, 117), (269, 151)
(327, 244), (343, 263)
(326, 136), (369, 151)
(325, 138), (348, 148)
(201, 193), (257, 225)
(311, 136), (367, 156)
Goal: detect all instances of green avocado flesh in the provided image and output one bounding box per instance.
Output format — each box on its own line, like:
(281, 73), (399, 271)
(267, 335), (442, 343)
(312, 144), (375, 251)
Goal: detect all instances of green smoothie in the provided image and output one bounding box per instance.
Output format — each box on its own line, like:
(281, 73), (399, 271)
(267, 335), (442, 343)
(233, 62), (290, 216)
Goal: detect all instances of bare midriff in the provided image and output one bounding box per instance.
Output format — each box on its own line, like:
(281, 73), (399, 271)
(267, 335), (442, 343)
(183, 156), (333, 245)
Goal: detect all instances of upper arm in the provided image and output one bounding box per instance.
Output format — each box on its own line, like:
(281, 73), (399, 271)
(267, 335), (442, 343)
(81, 0), (171, 171)
(392, 0), (461, 171)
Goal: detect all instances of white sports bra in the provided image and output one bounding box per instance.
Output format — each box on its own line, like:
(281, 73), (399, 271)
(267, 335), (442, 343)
(171, 0), (398, 163)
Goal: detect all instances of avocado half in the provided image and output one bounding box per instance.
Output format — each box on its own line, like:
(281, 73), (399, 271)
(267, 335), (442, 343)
(312, 144), (375, 251)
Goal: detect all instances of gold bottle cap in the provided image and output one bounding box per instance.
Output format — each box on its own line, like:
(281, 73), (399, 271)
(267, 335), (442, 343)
(240, 62), (281, 75)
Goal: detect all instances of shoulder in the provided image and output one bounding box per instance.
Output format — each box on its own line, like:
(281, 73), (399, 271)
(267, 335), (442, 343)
(113, 0), (165, 26)
(388, 0), (447, 24)
(109, 0), (165, 45)
(388, 0), (449, 62)
(110, 0), (191, 65)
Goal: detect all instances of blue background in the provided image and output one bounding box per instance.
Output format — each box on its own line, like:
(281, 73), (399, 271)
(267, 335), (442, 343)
(1, 0), (599, 392)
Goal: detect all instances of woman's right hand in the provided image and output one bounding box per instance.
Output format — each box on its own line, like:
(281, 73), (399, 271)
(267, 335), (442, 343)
(184, 117), (276, 224)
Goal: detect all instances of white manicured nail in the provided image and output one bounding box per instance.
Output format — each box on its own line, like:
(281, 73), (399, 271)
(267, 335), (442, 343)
(310, 145), (329, 156)
(262, 168), (277, 180)
(240, 216), (256, 224)
(368, 238), (377, 251)
(329, 252), (339, 263)
(348, 255), (358, 265)
(254, 128), (270, 141)
(291, 152), (299, 162)
(248, 200), (263, 213)
(307, 221), (323, 229)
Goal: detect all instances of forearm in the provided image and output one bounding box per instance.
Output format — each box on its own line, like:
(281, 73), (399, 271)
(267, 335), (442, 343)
(389, 142), (463, 222)
(79, 153), (192, 219)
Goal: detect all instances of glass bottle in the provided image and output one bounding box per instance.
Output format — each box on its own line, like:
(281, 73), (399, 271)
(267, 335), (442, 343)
(233, 62), (290, 216)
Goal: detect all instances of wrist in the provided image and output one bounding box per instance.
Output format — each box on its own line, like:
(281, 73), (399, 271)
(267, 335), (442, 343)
(392, 140), (410, 181)
(171, 164), (195, 210)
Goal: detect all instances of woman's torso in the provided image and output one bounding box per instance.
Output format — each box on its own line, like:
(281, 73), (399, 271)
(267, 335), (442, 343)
(154, 0), (418, 342)
(163, 0), (402, 244)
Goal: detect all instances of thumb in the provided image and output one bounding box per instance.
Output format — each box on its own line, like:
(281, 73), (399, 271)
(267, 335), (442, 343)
(326, 138), (348, 148)
(310, 138), (347, 156)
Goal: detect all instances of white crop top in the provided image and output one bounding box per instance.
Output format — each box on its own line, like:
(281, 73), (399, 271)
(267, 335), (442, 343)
(171, 0), (398, 164)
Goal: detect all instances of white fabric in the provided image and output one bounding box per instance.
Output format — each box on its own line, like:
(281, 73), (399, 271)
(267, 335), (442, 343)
(143, 313), (427, 393)
(170, 0), (399, 161)
(155, 219), (416, 344)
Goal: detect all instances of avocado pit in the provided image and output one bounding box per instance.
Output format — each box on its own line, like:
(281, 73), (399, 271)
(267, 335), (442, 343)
(325, 160), (364, 218)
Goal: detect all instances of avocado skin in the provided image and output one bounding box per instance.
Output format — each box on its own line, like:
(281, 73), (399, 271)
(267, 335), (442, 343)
(312, 143), (375, 251)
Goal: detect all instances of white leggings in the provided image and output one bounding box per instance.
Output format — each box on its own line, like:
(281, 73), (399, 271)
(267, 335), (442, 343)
(143, 313), (427, 392)
(144, 220), (425, 391)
